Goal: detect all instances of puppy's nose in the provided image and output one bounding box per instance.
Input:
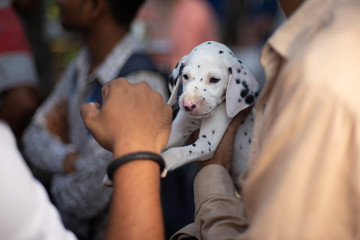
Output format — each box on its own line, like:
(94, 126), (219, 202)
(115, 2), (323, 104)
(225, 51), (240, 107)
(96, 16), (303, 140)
(184, 102), (196, 112)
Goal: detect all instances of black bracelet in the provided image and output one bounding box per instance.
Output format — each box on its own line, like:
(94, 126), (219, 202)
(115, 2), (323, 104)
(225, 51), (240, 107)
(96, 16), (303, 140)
(107, 152), (165, 181)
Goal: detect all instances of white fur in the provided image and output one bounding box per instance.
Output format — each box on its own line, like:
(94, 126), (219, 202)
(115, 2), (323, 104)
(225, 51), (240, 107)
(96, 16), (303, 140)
(162, 41), (259, 186)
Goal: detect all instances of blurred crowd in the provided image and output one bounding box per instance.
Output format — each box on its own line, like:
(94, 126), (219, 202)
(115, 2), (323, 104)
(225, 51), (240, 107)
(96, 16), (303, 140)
(0, 0), (283, 239)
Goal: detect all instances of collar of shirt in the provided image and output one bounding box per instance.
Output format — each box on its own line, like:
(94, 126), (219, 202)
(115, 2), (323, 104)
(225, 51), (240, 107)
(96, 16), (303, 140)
(267, 0), (350, 59)
(74, 33), (143, 87)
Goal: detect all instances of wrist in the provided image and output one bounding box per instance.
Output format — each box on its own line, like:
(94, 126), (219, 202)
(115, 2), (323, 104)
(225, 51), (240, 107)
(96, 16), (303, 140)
(103, 151), (165, 187)
(112, 141), (160, 159)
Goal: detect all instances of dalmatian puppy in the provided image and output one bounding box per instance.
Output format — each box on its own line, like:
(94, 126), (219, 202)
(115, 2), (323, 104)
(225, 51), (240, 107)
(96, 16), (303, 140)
(161, 41), (260, 185)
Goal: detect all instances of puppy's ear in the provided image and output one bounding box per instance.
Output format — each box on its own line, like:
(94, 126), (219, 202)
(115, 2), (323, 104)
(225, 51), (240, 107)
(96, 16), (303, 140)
(226, 58), (260, 118)
(167, 55), (188, 106)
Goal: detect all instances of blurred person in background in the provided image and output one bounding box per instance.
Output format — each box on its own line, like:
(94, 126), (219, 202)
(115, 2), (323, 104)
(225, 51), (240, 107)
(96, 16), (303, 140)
(22, 0), (168, 239)
(169, 0), (220, 69)
(231, 0), (282, 90)
(12, 0), (53, 95)
(135, 0), (220, 74)
(0, 0), (40, 143)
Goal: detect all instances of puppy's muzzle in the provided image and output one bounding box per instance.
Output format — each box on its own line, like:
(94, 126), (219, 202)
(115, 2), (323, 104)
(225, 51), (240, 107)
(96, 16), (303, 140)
(184, 102), (197, 112)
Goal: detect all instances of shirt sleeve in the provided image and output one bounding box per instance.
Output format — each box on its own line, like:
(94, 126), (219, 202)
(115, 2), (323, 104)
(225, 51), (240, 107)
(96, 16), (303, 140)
(22, 64), (77, 174)
(0, 121), (77, 240)
(172, 164), (248, 240)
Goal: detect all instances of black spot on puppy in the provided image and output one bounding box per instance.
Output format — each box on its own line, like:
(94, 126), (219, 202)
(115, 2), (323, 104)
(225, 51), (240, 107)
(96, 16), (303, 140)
(179, 63), (185, 75)
(236, 79), (241, 84)
(228, 67), (232, 74)
(192, 143), (196, 147)
(189, 150), (192, 154)
(241, 89), (249, 98)
(245, 95), (255, 105)
(242, 81), (248, 89)
(202, 135), (207, 138)
(208, 141), (211, 146)
(219, 50), (224, 54)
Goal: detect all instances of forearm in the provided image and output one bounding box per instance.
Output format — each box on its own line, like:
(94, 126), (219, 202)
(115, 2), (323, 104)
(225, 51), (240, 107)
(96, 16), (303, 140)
(23, 123), (76, 173)
(194, 165), (248, 239)
(104, 158), (164, 240)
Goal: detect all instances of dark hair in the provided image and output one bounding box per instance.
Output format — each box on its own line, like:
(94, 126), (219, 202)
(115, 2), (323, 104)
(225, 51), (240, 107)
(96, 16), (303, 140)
(107, 0), (145, 27)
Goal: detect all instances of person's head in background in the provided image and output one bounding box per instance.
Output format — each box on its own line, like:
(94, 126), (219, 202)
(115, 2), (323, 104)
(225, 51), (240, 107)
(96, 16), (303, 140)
(55, 0), (145, 32)
(55, 0), (146, 71)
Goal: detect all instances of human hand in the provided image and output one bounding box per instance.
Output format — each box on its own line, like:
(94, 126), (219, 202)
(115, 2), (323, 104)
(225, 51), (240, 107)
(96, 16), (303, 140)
(80, 78), (173, 158)
(198, 106), (253, 171)
(46, 99), (70, 143)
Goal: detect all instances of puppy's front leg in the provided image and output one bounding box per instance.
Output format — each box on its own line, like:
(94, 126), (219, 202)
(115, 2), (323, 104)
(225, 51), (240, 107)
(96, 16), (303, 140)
(162, 103), (231, 172)
(164, 110), (201, 150)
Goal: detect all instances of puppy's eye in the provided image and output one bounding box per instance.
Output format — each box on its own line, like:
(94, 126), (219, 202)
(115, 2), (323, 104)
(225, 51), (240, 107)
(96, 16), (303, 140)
(210, 77), (220, 84)
(183, 74), (189, 80)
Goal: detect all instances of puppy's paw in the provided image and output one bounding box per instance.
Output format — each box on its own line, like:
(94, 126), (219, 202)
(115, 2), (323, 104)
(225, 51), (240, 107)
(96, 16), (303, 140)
(161, 147), (186, 173)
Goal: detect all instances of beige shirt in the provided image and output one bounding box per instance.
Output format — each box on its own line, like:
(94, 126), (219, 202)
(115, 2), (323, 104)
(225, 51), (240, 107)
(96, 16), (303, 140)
(172, 0), (360, 239)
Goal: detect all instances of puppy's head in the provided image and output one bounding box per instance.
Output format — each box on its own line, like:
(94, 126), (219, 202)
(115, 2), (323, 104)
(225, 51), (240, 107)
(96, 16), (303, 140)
(168, 41), (259, 119)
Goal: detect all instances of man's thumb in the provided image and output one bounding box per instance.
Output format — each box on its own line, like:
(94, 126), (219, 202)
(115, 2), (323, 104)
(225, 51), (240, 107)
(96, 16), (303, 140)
(80, 102), (101, 132)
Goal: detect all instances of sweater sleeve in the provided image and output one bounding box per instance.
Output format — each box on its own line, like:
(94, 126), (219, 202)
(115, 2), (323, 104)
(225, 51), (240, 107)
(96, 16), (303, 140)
(22, 64), (77, 174)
